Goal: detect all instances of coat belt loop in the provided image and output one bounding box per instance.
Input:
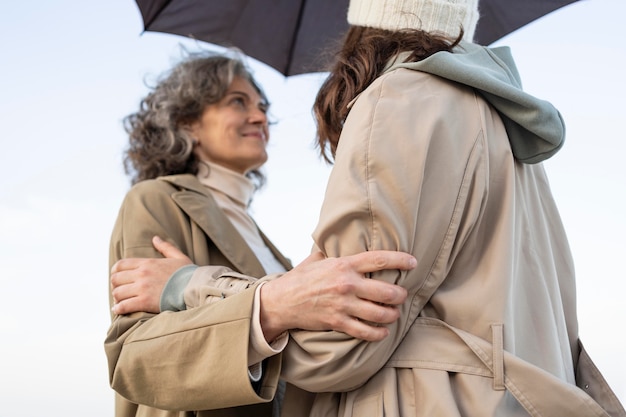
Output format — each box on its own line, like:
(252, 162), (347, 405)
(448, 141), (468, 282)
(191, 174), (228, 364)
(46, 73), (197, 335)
(491, 323), (505, 390)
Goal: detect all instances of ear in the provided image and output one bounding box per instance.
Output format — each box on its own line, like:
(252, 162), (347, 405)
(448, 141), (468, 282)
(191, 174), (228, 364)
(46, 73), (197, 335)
(183, 120), (199, 137)
(181, 121), (200, 146)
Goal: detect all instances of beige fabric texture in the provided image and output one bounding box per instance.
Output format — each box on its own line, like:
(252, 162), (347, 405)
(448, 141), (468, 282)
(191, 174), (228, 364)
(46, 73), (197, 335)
(277, 67), (624, 416)
(105, 174), (291, 417)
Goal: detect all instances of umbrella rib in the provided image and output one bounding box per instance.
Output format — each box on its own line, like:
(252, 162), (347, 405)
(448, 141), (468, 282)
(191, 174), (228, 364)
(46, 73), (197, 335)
(284, 2), (308, 76)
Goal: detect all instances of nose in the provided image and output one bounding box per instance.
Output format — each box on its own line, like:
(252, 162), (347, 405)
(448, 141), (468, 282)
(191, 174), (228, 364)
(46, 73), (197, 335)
(248, 106), (268, 125)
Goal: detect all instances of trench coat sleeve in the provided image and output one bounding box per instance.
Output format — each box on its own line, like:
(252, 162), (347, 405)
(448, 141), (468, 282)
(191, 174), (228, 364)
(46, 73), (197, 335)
(281, 70), (489, 392)
(183, 269), (282, 309)
(105, 180), (280, 411)
(106, 285), (281, 410)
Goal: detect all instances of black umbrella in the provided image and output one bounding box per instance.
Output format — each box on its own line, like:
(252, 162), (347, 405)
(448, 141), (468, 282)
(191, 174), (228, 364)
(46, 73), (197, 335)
(134, 0), (580, 76)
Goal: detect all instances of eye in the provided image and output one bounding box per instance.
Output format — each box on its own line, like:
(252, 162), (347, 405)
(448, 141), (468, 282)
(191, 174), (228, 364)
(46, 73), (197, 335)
(231, 96), (246, 107)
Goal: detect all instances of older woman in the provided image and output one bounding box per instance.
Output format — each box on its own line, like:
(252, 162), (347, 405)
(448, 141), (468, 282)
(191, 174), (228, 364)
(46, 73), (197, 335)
(105, 52), (415, 417)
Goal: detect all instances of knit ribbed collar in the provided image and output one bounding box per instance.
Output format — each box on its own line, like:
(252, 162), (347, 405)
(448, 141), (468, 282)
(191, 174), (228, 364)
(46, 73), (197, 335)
(196, 161), (254, 207)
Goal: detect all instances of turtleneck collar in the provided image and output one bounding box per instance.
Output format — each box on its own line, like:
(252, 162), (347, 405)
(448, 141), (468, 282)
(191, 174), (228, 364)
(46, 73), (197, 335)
(196, 160), (255, 207)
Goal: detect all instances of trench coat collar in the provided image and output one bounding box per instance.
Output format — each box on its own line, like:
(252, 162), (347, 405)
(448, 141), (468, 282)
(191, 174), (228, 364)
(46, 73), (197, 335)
(159, 174), (291, 277)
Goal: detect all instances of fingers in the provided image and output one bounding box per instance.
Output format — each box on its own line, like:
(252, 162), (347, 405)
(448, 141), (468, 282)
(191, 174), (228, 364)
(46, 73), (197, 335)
(325, 303), (398, 342)
(110, 236), (190, 276)
(152, 236), (190, 260)
(110, 259), (150, 288)
(330, 250), (414, 306)
(350, 298), (402, 325)
(111, 254), (186, 315)
(340, 320), (390, 342)
(112, 297), (150, 316)
(110, 258), (139, 275)
(325, 265), (407, 306)
(347, 250), (417, 273)
(111, 277), (162, 315)
(111, 298), (134, 315)
(353, 278), (408, 306)
(111, 281), (134, 304)
(332, 284), (404, 338)
(111, 300), (126, 315)
(111, 277), (140, 315)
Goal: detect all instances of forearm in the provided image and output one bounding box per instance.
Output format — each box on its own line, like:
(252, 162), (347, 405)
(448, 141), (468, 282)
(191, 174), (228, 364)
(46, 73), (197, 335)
(105, 288), (280, 410)
(282, 281), (409, 392)
(162, 266), (287, 369)
(249, 282), (288, 365)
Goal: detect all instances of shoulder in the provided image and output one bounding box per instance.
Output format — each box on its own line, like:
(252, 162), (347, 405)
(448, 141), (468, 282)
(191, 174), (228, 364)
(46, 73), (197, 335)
(337, 68), (486, 175)
(120, 176), (188, 211)
(364, 67), (477, 109)
(346, 68), (480, 140)
(129, 178), (173, 193)
(113, 176), (204, 237)
(345, 69), (480, 150)
(121, 179), (174, 208)
(126, 174), (202, 199)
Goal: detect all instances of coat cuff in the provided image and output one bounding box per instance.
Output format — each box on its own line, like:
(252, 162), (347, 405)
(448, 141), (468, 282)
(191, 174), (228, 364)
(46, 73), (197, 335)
(159, 264), (198, 311)
(248, 281), (288, 367)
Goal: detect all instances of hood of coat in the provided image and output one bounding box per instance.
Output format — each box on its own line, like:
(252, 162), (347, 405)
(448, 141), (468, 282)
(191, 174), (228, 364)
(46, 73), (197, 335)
(384, 41), (565, 164)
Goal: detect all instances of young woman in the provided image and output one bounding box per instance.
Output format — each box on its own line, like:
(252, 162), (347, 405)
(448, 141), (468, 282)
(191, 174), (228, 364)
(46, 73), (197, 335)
(278, 1), (625, 416)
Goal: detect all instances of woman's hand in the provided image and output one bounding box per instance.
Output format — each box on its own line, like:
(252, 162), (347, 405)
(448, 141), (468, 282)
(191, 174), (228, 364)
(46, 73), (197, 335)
(260, 251), (415, 342)
(110, 236), (192, 315)
(111, 236), (416, 343)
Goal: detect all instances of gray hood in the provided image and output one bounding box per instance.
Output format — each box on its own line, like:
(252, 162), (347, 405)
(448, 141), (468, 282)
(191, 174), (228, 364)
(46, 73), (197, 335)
(386, 41), (565, 163)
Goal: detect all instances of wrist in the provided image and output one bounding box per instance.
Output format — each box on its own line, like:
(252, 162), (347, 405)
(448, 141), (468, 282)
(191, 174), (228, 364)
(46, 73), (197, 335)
(258, 279), (286, 342)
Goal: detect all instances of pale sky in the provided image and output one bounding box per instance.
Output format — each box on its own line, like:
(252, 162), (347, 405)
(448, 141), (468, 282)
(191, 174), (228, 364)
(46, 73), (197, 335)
(0, 1), (624, 416)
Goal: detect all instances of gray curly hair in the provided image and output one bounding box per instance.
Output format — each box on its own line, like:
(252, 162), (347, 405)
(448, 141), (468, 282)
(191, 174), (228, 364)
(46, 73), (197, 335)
(123, 51), (269, 186)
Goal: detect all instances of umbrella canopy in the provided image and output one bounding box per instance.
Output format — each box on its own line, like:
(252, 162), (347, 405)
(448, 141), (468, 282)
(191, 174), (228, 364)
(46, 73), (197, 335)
(134, 0), (579, 76)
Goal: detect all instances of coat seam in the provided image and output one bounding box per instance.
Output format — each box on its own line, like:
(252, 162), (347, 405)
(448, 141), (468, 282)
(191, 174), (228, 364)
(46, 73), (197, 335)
(405, 125), (485, 334)
(364, 73), (392, 251)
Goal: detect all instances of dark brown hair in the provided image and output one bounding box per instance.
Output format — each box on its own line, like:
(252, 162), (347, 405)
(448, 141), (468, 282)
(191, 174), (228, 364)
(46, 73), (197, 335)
(123, 51), (269, 186)
(314, 26), (461, 163)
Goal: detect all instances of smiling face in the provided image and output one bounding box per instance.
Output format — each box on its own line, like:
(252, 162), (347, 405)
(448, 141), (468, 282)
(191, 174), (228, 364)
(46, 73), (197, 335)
(189, 76), (270, 174)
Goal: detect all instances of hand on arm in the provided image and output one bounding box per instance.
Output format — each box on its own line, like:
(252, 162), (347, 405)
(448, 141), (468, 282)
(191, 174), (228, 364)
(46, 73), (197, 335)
(110, 235), (415, 343)
(259, 250), (415, 343)
(110, 236), (193, 315)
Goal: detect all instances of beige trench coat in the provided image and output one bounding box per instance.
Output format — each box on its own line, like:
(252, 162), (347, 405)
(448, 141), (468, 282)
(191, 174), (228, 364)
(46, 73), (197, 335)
(105, 174), (292, 417)
(278, 68), (625, 416)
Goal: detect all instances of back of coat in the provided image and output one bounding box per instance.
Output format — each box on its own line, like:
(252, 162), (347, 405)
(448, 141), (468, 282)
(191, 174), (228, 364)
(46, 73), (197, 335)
(280, 68), (625, 417)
